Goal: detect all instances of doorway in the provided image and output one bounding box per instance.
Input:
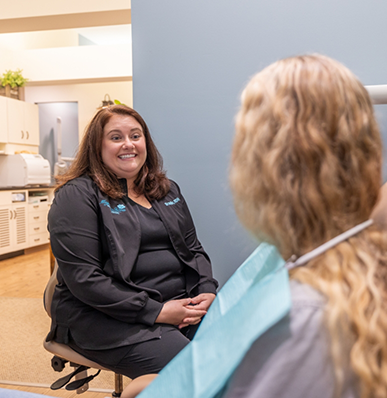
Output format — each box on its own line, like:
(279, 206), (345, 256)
(37, 102), (79, 183)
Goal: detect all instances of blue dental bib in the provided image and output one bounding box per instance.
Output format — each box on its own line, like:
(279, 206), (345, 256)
(138, 243), (291, 398)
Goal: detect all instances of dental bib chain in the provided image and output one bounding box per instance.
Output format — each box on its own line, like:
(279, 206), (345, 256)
(285, 219), (374, 271)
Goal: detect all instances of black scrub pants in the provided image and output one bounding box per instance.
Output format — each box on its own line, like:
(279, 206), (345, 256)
(67, 323), (198, 379)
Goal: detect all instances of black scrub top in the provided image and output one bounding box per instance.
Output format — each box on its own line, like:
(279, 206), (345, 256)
(130, 201), (187, 302)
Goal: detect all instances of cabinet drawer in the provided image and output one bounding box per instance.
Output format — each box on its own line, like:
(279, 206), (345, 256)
(28, 210), (48, 224)
(29, 221), (47, 236)
(29, 231), (49, 246)
(29, 202), (49, 212)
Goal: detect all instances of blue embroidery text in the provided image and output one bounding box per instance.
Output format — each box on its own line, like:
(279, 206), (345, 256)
(164, 197), (180, 206)
(100, 200), (126, 214)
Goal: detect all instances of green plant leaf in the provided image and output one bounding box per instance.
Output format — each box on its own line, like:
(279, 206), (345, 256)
(114, 99), (127, 106)
(1, 69), (28, 87)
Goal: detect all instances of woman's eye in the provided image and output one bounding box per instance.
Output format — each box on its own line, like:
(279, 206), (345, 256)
(111, 136), (121, 141)
(132, 134), (141, 140)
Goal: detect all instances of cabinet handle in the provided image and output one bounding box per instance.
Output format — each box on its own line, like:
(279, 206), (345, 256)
(26, 131), (29, 139)
(33, 205), (39, 209)
(34, 216), (39, 220)
(21, 130), (24, 139)
(34, 227), (40, 231)
(10, 210), (13, 220)
(34, 238), (40, 242)
(13, 210), (17, 219)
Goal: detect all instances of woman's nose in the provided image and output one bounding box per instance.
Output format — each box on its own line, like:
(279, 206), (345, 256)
(123, 138), (135, 149)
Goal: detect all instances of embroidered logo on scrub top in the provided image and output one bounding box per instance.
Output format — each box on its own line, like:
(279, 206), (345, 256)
(164, 197), (180, 206)
(100, 200), (126, 214)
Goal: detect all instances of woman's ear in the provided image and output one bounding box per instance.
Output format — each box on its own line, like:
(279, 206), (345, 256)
(371, 183), (387, 229)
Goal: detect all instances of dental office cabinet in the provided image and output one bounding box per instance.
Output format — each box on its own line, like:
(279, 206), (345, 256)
(0, 188), (54, 256)
(0, 95), (54, 256)
(0, 95), (40, 154)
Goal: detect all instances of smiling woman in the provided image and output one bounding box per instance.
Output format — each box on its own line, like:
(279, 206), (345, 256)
(102, 114), (147, 182)
(46, 104), (218, 381)
(55, 106), (168, 201)
(101, 114), (149, 207)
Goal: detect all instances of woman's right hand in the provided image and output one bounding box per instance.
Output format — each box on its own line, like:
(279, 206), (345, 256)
(155, 298), (207, 326)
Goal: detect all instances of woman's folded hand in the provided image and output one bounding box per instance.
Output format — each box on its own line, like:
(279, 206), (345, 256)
(177, 293), (216, 329)
(155, 298), (207, 326)
(189, 293), (216, 311)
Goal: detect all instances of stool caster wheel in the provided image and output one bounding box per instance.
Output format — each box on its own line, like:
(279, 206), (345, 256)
(51, 355), (68, 372)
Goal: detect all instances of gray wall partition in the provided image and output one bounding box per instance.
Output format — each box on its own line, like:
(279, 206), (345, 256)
(131, 0), (387, 286)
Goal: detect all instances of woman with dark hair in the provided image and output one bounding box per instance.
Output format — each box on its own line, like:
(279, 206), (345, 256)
(46, 105), (218, 378)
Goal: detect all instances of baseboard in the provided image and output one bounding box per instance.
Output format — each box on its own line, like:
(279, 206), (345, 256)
(24, 243), (50, 255)
(0, 250), (24, 261)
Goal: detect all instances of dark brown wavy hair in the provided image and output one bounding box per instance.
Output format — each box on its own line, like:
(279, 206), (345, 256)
(55, 105), (170, 200)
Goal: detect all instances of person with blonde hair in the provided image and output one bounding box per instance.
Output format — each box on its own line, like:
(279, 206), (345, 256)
(226, 54), (387, 397)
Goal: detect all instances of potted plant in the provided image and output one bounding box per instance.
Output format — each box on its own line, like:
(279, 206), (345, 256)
(0, 69), (28, 101)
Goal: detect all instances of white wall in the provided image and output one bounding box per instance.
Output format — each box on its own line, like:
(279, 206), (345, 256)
(25, 81), (133, 140)
(1, 0), (130, 19)
(0, 1), (132, 84)
(8, 44), (132, 83)
(0, 0), (133, 147)
(0, 31), (79, 51)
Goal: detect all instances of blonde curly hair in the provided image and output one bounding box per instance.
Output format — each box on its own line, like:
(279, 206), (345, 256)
(230, 54), (387, 397)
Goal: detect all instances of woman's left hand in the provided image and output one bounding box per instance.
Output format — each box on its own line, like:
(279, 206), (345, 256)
(189, 293), (216, 311)
(178, 293), (216, 329)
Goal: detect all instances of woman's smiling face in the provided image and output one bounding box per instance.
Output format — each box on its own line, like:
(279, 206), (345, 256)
(101, 114), (147, 186)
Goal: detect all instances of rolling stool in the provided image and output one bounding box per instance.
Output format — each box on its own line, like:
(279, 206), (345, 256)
(44, 256), (157, 397)
(43, 259), (126, 396)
